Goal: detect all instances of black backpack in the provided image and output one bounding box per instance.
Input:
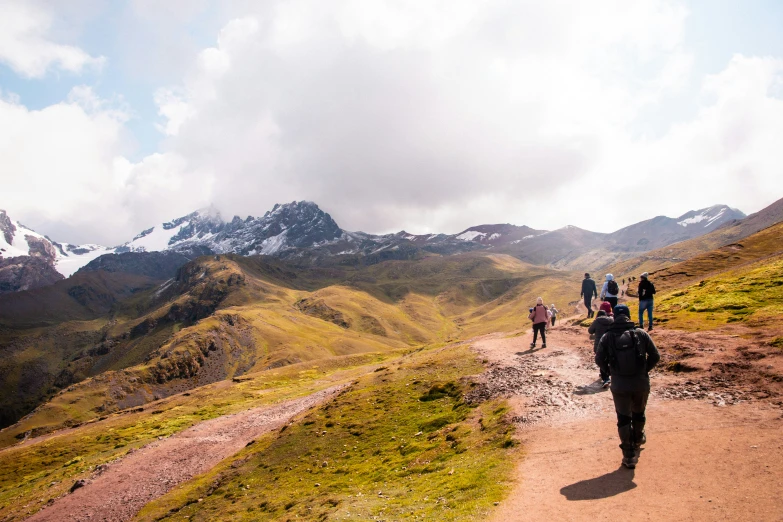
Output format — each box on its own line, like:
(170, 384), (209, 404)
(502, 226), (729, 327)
(607, 279), (619, 295)
(606, 330), (646, 376)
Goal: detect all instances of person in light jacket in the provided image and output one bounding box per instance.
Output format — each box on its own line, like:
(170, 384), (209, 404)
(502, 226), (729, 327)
(549, 304), (559, 327)
(528, 297), (552, 349)
(600, 273), (619, 309)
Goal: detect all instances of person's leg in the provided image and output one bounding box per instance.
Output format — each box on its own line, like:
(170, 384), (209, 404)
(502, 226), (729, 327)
(631, 389), (650, 446)
(540, 324), (547, 346)
(531, 324), (539, 346)
(647, 301), (654, 330)
(551, 317), (556, 327)
(638, 301), (645, 329)
(584, 297), (592, 317)
(612, 391), (635, 467)
(608, 296), (618, 309)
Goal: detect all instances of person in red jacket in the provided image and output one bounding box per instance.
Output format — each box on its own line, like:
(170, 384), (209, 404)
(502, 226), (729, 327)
(528, 297), (552, 349)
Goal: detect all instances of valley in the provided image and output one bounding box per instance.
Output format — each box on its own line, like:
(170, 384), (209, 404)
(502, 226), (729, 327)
(0, 197), (781, 521)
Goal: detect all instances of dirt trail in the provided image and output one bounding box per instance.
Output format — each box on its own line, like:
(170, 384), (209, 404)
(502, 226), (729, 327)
(472, 323), (783, 521)
(25, 385), (346, 522)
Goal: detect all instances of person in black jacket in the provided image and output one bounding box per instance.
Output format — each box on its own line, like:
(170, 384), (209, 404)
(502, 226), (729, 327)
(637, 272), (656, 331)
(581, 273), (598, 318)
(595, 305), (660, 469)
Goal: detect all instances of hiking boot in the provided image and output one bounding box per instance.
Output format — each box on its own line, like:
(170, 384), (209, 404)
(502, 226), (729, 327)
(541, 343), (547, 348)
(602, 379), (610, 389)
(530, 342), (536, 348)
(638, 431), (646, 445)
(622, 456), (636, 469)
(648, 326), (653, 332)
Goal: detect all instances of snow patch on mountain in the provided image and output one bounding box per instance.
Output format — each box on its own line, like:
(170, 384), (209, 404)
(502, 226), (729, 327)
(457, 230), (486, 241)
(125, 222), (191, 252)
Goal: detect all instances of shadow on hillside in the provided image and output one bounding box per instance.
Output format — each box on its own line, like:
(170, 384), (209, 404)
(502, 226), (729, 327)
(560, 467), (636, 500)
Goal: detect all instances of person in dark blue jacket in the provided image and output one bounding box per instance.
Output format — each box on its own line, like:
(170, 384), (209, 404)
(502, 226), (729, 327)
(581, 273), (598, 318)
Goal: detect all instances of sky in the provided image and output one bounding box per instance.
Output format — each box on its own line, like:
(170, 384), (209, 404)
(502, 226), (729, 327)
(1, 0), (782, 246)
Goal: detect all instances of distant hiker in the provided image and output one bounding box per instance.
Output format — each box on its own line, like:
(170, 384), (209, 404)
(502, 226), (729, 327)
(622, 278), (625, 285)
(549, 304), (559, 327)
(528, 297), (551, 349)
(581, 273), (598, 318)
(595, 305), (660, 469)
(599, 301), (613, 317)
(637, 272), (657, 331)
(601, 273), (619, 309)
(588, 310), (614, 387)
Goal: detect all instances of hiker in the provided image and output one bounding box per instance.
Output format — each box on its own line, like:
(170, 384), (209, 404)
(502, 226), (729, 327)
(588, 310), (614, 387)
(622, 278), (625, 285)
(599, 300), (613, 316)
(600, 273), (619, 309)
(549, 304), (559, 327)
(637, 272), (656, 331)
(528, 297), (551, 349)
(581, 273), (598, 318)
(595, 305), (660, 469)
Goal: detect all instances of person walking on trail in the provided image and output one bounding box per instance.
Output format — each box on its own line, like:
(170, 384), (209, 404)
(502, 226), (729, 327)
(581, 273), (598, 318)
(588, 310), (614, 388)
(601, 273), (620, 309)
(637, 272), (656, 331)
(528, 297), (551, 349)
(549, 304), (559, 327)
(595, 305), (660, 469)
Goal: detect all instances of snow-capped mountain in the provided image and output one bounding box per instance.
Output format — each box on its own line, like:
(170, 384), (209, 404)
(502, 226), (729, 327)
(1, 209), (116, 293)
(0, 200), (758, 295)
(607, 204), (745, 251)
(117, 201), (344, 256)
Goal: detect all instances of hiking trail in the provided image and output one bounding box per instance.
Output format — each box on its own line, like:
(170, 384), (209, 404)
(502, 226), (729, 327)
(470, 321), (783, 521)
(24, 385), (347, 522)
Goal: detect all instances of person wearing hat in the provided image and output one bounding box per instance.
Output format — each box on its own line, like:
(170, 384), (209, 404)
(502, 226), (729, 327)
(581, 273), (598, 318)
(637, 272), (656, 331)
(595, 304), (660, 469)
(600, 273), (619, 309)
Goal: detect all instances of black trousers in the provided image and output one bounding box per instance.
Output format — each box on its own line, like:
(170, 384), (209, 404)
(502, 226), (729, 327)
(605, 296), (618, 309)
(584, 297), (593, 316)
(611, 388), (649, 445)
(532, 322), (547, 344)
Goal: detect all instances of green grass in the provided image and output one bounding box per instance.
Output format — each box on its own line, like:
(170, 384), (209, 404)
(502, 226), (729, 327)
(135, 344), (517, 522)
(0, 351), (396, 522)
(655, 256), (783, 331)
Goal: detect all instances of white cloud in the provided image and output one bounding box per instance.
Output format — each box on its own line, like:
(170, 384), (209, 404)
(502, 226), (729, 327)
(148, 0), (712, 234)
(0, 0), (104, 77)
(2, 0), (783, 246)
(0, 87), (210, 244)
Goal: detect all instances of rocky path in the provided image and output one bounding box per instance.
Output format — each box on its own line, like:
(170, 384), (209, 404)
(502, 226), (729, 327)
(25, 385), (347, 522)
(472, 323), (783, 521)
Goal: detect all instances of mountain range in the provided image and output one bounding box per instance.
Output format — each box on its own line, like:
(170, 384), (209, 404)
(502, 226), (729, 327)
(0, 201), (748, 295)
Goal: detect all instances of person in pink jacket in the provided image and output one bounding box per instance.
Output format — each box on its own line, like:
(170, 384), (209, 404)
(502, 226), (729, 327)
(528, 297), (552, 349)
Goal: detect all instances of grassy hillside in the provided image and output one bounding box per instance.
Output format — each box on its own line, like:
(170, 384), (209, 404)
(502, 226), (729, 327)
(655, 255), (783, 334)
(0, 350), (398, 521)
(135, 344), (516, 522)
(0, 252), (579, 444)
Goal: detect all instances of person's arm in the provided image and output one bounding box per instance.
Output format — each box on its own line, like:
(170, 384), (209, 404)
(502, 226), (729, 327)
(588, 321), (597, 335)
(651, 282), (656, 296)
(595, 336), (610, 375)
(641, 331), (660, 371)
(600, 282), (607, 299)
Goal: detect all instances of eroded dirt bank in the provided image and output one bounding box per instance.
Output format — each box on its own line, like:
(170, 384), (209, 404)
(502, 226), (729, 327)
(473, 324), (783, 521)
